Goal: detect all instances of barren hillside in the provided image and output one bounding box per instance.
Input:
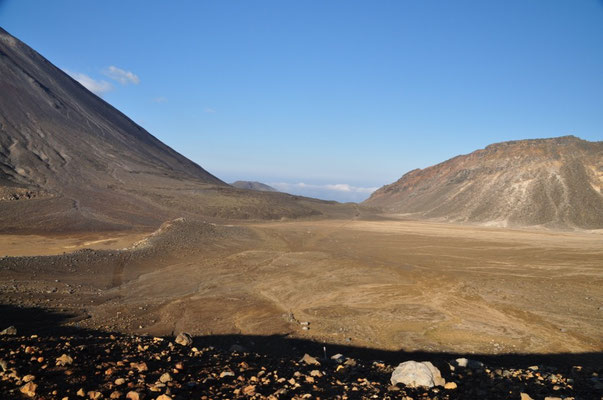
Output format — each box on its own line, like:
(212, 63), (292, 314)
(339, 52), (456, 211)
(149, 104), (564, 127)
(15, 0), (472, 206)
(0, 27), (357, 232)
(364, 136), (603, 229)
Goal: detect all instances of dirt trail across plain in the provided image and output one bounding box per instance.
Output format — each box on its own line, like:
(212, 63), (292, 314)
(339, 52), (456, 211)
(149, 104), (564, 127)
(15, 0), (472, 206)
(1, 218), (601, 356)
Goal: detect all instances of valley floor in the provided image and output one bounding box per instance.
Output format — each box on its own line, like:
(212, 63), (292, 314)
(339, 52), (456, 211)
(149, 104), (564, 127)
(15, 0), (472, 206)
(1, 217), (602, 355)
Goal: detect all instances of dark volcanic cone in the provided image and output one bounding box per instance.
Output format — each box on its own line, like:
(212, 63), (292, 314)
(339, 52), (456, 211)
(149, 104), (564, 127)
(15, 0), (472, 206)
(0, 27), (355, 232)
(0, 27), (221, 230)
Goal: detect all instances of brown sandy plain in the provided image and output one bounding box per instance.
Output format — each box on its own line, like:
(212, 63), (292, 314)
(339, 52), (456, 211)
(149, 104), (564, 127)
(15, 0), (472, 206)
(1, 216), (601, 356)
(0, 232), (150, 257)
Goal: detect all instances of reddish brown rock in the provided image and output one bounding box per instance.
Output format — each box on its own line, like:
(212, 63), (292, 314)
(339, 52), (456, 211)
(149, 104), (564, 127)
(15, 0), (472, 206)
(20, 381), (37, 398)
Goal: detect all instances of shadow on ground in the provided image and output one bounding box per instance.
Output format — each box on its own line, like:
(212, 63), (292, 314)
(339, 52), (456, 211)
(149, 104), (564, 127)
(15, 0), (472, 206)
(0, 304), (95, 336)
(2, 303), (601, 369)
(188, 334), (603, 369)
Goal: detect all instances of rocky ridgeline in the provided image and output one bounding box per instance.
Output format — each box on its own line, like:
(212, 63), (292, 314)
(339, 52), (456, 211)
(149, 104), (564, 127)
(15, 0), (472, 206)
(364, 136), (603, 229)
(0, 329), (601, 400)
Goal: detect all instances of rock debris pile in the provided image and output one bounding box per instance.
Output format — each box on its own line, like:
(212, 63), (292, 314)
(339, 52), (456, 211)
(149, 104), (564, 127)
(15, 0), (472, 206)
(0, 332), (601, 399)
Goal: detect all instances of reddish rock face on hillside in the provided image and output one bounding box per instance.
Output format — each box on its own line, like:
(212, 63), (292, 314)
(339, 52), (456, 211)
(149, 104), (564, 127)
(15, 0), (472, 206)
(364, 136), (603, 229)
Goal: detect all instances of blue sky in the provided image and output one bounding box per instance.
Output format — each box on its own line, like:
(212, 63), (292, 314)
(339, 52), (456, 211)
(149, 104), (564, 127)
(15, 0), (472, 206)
(1, 1), (602, 202)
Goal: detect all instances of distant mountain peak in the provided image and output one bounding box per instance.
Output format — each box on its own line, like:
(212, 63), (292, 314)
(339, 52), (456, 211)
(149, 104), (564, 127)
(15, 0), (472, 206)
(231, 181), (277, 192)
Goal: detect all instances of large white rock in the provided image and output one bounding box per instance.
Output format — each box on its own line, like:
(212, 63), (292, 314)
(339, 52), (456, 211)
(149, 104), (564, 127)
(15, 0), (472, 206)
(390, 361), (446, 388)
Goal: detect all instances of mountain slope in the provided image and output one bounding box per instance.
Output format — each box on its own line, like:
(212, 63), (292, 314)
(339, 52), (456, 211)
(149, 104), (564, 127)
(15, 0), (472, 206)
(231, 181), (278, 192)
(0, 27), (356, 232)
(364, 136), (603, 229)
(0, 28), (221, 189)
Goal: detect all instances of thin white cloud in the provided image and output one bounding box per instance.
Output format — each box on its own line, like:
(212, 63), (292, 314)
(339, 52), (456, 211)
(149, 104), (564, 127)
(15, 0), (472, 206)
(269, 182), (378, 203)
(271, 182), (378, 194)
(103, 66), (140, 85)
(68, 72), (113, 96)
(153, 96), (168, 103)
(204, 107), (216, 114)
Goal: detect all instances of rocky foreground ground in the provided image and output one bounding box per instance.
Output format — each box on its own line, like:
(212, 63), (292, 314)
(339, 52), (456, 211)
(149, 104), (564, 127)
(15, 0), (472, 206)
(0, 329), (601, 400)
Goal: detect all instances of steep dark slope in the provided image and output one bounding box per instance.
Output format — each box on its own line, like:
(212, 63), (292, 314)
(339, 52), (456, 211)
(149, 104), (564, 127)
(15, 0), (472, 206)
(364, 136), (603, 229)
(0, 28), (221, 189)
(0, 27), (356, 232)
